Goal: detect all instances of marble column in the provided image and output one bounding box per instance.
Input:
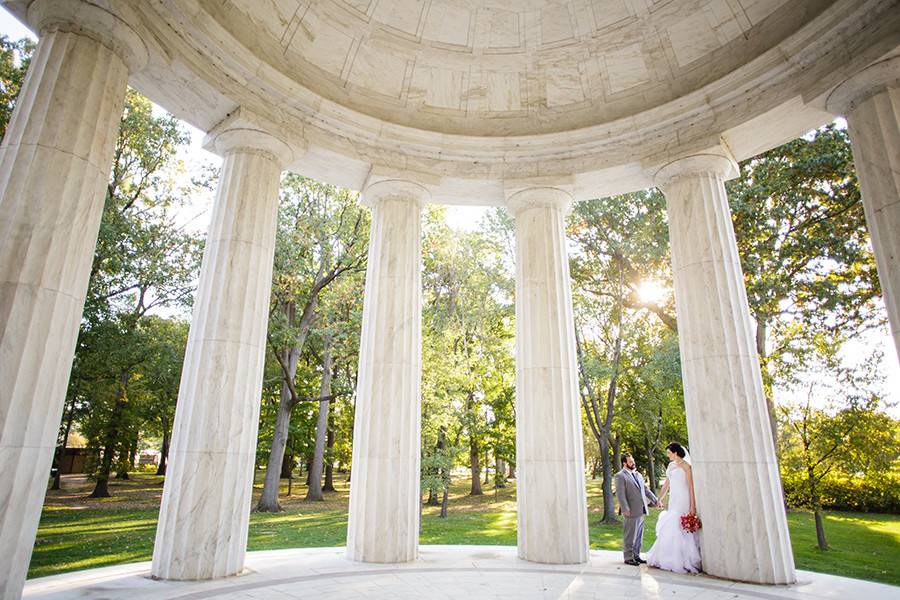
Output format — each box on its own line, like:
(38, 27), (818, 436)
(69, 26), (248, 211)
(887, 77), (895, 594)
(151, 123), (290, 580)
(656, 154), (795, 584)
(346, 179), (426, 563)
(0, 3), (146, 598)
(508, 188), (589, 565)
(827, 56), (900, 364)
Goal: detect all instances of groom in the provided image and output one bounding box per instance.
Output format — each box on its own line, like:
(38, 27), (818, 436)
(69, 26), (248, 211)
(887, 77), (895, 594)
(615, 454), (659, 566)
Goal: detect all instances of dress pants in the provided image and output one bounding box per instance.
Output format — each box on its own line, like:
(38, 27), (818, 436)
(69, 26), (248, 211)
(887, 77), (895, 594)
(623, 515), (645, 561)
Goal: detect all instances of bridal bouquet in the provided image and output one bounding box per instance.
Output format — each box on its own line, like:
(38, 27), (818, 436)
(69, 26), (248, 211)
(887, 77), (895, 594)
(680, 513), (702, 533)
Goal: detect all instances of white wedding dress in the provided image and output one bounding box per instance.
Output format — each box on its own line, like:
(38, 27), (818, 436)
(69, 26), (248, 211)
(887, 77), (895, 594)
(646, 463), (702, 573)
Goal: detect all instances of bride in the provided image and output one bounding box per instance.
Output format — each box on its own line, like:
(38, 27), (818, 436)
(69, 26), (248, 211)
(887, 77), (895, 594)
(646, 442), (702, 574)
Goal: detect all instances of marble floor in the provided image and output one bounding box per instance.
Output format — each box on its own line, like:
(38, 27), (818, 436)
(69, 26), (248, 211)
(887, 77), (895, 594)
(23, 545), (895, 600)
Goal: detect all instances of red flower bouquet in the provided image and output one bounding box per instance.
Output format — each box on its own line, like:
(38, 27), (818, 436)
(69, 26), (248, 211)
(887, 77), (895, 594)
(680, 513), (702, 533)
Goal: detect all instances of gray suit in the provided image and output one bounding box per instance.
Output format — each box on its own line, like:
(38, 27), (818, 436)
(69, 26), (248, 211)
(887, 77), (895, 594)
(615, 467), (659, 562)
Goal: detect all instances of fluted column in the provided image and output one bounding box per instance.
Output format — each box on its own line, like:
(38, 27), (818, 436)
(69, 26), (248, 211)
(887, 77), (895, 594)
(0, 2), (146, 597)
(151, 120), (291, 580)
(509, 188), (589, 565)
(827, 57), (900, 363)
(657, 154), (795, 584)
(346, 179), (426, 563)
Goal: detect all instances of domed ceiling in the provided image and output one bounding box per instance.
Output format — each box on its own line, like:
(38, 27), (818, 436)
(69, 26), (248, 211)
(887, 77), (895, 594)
(199, 0), (831, 136)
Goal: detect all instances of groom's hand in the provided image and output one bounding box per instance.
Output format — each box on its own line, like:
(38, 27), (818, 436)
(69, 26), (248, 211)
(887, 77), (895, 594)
(623, 509), (631, 517)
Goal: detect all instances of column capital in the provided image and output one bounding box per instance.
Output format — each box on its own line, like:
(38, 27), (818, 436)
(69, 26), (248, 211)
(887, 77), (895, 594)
(653, 151), (738, 189)
(26, 0), (149, 72)
(505, 186), (573, 218)
(203, 107), (296, 168)
(361, 178), (430, 208)
(826, 56), (900, 116)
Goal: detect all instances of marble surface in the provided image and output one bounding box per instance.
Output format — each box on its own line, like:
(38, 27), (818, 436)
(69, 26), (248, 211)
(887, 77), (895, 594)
(150, 127), (285, 580)
(346, 180), (427, 563)
(832, 58), (900, 363)
(658, 154), (795, 584)
(0, 28), (129, 600)
(22, 546), (900, 600)
(4, 1), (896, 201)
(181, 0), (827, 137)
(511, 188), (590, 564)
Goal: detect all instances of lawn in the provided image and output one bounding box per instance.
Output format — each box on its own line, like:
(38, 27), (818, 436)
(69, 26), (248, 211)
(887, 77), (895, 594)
(30, 472), (900, 587)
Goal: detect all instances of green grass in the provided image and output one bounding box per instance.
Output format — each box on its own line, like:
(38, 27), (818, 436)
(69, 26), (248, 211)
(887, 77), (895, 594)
(786, 510), (899, 585)
(29, 474), (900, 587)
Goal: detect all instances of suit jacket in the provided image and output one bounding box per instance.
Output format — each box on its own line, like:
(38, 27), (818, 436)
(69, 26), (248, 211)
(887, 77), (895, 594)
(615, 467), (658, 517)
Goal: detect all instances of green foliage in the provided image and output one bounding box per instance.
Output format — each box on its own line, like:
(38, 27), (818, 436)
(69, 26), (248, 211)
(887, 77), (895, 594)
(568, 190), (685, 493)
(728, 123), (881, 388)
(420, 206), (516, 501)
(0, 35), (34, 138)
(776, 335), (899, 519)
(67, 89), (206, 492)
(257, 174), (368, 479)
(782, 471), (900, 514)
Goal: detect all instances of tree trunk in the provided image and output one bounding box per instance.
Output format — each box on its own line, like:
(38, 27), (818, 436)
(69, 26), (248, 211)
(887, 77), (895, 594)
(323, 423), (336, 492)
(280, 451), (294, 479)
(156, 427), (170, 476)
(646, 434), (657, 493)
(612, 433), (622, 472)
(116, 436), (137, 480)
(91, 370), (129, 498)
(599, 435), (618, 523)
(755, 318), (780, 454)
(258, 298), (313, 511)
(52, 397), (76, 490)
(469, 436), (482, 495)
(484, 449), (491, 485)
(440, 481), (449, 518)
(598, 326), (622, 524)
(257, 378), (294, 512)
(507, 463), (515, 479)
(808, 463), (828, 550)
(306, 340), (333, 501)
(814, 510), (829, 550)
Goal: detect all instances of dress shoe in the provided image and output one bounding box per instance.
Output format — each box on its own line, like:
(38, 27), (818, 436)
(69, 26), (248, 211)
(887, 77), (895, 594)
(635, 557), (647, 564)
(623, 559), (639, 566)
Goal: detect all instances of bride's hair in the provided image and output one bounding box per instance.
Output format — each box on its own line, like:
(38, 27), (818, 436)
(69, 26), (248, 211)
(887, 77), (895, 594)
(666, 442), (686, 458)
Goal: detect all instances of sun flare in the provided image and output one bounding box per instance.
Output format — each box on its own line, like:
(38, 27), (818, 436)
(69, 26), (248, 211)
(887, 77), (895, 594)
(636, 280), (668, 305)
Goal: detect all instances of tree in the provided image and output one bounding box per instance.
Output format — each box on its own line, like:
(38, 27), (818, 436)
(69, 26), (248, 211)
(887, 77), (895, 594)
(778, 342), (885, 550)
(135, 317), (189, 476)
(305, 335), (333, 501)
(569, 191), (675, 523)
(0, 35), (34, 138)
(728, 123), (882, 444)
(419, 207), (515, 511)
(257, 175), (367, 512)
(70, 89), (203, 497)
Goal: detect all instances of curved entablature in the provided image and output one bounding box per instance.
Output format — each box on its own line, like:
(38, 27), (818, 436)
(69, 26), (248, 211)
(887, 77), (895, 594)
(3, 0), (899, 202)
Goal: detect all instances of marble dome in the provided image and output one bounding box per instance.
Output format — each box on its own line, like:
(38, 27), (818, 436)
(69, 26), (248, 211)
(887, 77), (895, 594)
(195, 0), (829, 137)
(6, 0), (896, 202)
